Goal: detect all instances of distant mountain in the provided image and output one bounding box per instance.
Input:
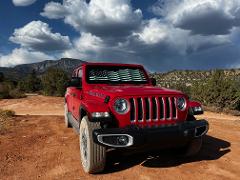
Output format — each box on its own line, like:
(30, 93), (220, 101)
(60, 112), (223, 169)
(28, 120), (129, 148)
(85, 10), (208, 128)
(0, 58), (86, 80)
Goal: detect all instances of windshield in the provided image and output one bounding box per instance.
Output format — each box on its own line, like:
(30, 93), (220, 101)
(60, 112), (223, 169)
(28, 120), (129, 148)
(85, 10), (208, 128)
(86, 65), (148, 84)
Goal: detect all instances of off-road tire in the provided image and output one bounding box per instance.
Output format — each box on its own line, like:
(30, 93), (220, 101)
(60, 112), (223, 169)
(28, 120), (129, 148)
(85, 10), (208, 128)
(184, 137), (203, 157)
(64, 103), (72, 128)
(79, 116), (106, 173)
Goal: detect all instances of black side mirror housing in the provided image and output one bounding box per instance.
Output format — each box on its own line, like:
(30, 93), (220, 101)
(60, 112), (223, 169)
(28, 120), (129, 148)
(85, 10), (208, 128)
(150, 78), (157, 86)
(68, 77), (82, 88)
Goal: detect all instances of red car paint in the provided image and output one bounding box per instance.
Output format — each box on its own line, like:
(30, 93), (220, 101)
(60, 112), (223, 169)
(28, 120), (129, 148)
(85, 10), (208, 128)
(65, 62), (202, 128)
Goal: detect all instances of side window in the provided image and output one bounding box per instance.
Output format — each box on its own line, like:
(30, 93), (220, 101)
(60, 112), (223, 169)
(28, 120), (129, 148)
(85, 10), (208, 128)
(78, 68), (83, 78)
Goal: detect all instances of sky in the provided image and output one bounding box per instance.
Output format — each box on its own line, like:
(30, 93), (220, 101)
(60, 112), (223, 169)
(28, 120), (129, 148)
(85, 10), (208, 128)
(0, 0), (240, 72)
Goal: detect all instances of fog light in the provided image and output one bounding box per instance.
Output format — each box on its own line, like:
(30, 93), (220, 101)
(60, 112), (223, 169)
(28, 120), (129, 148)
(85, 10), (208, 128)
(92, 112), (110, 118)
(117, 135), (129, 145)
(97, 134), (134, 147)
(193, 106), (203, 112)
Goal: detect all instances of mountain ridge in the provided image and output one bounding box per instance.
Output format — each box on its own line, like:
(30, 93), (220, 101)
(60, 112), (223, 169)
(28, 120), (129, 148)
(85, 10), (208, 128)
(0, 58), (86, 80)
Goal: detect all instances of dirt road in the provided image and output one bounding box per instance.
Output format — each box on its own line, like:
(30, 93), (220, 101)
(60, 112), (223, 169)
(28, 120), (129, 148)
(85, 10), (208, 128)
(0, 95), (240, 180)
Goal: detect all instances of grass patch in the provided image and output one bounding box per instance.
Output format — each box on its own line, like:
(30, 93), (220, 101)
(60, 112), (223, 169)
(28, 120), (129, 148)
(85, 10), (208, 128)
(0, 109), (15, 134)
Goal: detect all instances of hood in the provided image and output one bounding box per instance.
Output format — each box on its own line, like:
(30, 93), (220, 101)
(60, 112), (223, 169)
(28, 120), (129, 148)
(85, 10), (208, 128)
(88, 85), (184, 99)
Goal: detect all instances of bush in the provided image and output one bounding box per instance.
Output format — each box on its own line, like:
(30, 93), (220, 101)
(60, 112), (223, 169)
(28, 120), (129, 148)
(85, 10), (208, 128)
(18, 70), (42, 92)
(0, 109), (15, 134)
(9, 89), (26, 99)
(0, 72), (4, 82)
(190, 70), (240, 111)
(0, 109), (15, 118)
(158, 70), (240, 113)
(0, 81), (25, 99)
(0, 81), (14, 99)
(41, 68), (69, 97)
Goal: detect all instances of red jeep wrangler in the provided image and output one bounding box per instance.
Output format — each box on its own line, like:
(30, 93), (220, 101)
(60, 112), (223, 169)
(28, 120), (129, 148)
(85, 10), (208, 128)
(65, 62), (208, 173)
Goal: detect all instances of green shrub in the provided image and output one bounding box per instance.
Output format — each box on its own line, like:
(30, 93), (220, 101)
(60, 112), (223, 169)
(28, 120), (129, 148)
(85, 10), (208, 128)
(0, 72), (4, 82)
(18, 70), (42, 92)
(0, 81), (26, 99)
(0, 109), (15, 134)
(9, 89), (26, 99)
(41, 68), (69, 97)
(0, 109), (15, 118)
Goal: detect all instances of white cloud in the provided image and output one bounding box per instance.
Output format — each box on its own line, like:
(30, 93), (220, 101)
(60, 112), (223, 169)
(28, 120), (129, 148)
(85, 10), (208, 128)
(10, 21), (71, 51)
(134, 19), (169, 45)
(41, 0), (142, 37)
(3, 0), (239, 70)
(63, 32), (105, 60)
(40, 2), (67, 19)
(151, 0), (240, 35)
(12, 0), (37, 6)
(0, 48), (53, 67)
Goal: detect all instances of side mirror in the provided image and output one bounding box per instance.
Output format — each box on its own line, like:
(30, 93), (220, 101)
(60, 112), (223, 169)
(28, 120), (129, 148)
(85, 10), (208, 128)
(150, 78), (157, 86)
(68, 77), (82, 88)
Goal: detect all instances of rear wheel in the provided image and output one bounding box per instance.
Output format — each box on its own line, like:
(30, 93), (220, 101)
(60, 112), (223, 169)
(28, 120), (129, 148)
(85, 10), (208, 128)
(79, 116), (106, 173)
(64, 103), (71, 128)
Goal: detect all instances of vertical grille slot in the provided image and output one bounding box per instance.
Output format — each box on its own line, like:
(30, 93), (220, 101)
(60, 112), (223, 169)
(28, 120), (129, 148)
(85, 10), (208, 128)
(152, 97), (157, 120)
(145, 97), (150, 121)
(137, 98), (143, 121)
(129, 96), (178, 124)
(172, 97), (177, 118)
(166, 97), (171, 119)
(159, 97), (164, 119)
(129, 98), (135, 122)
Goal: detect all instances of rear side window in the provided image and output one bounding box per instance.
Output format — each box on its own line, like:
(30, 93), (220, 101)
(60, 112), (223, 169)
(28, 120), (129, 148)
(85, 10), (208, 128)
(78, 68), (83, 78)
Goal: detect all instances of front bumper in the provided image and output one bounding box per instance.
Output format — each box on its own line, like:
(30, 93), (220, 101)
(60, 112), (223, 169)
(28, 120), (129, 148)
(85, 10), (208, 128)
(93, 119), (208, 148)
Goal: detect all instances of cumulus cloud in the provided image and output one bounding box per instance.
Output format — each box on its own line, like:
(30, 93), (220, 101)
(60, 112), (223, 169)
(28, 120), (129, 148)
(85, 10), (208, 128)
(133, 19), (169, 45)
(3, 0), (240, 70)
(10, 21), (72, 51)
(41, 0), (142, 37)
(63, 32), (105, 60)
(40, 2), (67, 19)
(0, 48), (53, 67)
(12, 0), (37, 6)
(151, 0), (240, 35)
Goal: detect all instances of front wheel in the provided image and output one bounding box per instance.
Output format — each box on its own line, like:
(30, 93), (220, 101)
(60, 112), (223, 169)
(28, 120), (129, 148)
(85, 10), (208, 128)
(79, 116), (106, 173)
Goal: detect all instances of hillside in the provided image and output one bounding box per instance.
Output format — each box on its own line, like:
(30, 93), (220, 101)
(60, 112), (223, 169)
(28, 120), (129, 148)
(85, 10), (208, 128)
(151, 69), (240, 88)
(0, 58), (86, 80)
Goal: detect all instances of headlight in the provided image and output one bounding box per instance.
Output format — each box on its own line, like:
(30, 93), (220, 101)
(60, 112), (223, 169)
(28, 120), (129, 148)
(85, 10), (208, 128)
(177, 97), (186, 111)
(113, 98), (129, 114)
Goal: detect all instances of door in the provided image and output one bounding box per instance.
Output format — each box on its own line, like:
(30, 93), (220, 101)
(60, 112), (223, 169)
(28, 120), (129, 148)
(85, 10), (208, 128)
(72, 68), (83, 120)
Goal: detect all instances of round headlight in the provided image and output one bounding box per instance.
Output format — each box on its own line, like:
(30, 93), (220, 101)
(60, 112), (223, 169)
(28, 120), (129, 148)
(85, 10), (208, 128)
(177, 97), (186, 111)
(113, 98), (129, 114)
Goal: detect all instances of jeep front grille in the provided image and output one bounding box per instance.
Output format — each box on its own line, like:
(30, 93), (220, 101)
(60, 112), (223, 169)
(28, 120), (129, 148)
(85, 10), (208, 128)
(129, 96), (177, 123)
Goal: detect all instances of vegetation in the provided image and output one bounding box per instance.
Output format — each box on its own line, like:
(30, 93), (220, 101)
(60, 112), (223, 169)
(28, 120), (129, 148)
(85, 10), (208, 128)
(1, 66), (240, 114)
(18, 70), (42, 92)
(41, 68), (69, 97)
(0, 109), (15, 134)
(0, 68), (69, 99)
(153, 69), (240, 112)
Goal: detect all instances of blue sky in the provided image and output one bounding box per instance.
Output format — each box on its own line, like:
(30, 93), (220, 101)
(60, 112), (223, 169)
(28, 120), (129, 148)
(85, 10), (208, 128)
(0, 0), (240, 71)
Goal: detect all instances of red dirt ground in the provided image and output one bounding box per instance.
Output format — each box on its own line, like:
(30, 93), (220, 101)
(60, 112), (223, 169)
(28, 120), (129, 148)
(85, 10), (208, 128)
(0, 95), (239, 180)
